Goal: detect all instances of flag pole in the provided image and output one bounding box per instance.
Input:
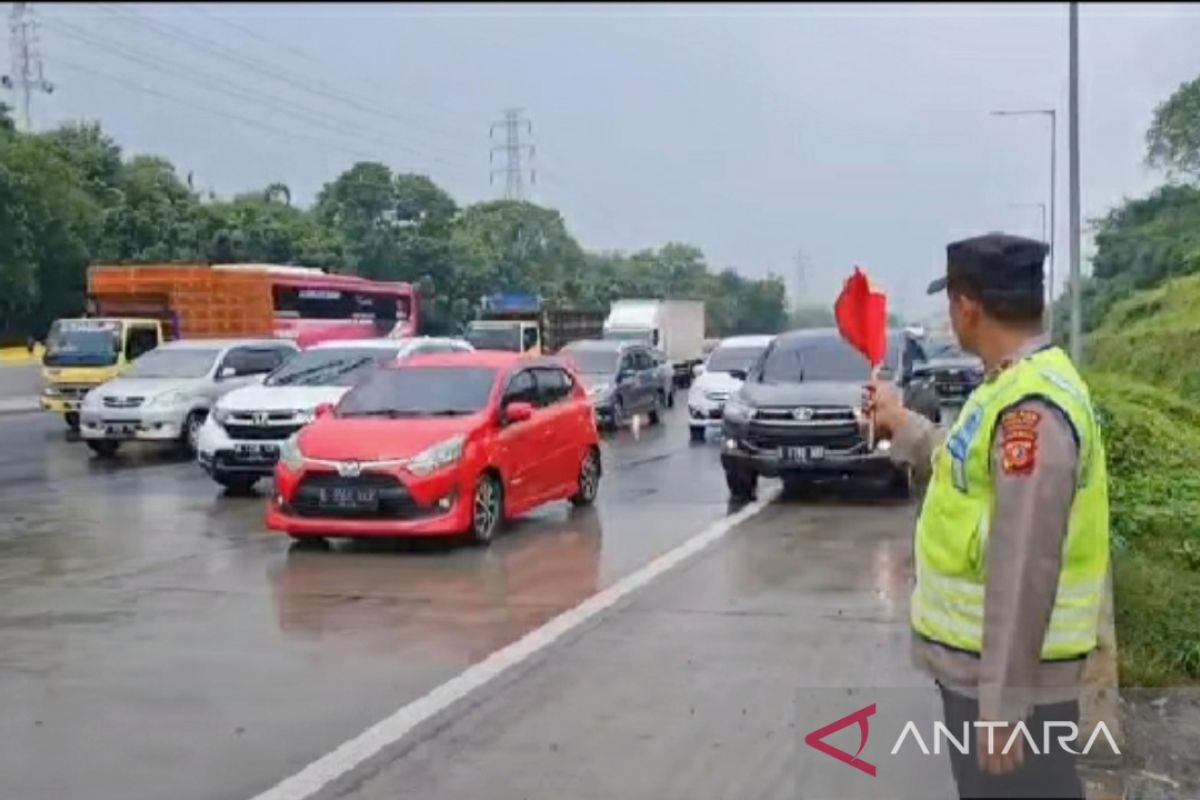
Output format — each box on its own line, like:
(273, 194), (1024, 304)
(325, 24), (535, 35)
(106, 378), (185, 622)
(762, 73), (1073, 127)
(867, 363), (880, 450)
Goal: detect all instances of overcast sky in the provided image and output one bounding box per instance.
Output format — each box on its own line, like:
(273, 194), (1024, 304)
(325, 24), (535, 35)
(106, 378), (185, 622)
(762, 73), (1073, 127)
(18, 2), (1200, 319)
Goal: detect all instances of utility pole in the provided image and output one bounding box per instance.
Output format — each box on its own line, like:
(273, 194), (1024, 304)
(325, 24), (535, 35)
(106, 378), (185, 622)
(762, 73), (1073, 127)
(489, 108), (535, 201)
(2, 2), (54, 132)
(1068, 2), (1082, 363)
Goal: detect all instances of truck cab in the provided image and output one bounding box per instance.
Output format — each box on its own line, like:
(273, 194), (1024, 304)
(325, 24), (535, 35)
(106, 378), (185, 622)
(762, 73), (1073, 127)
(41, 318), (165, 429)
(464, 319), (542, 355)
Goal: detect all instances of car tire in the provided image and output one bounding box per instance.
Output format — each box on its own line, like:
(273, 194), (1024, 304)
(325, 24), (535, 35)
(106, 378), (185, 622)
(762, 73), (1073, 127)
(610, 398), (625, 430)
(725, 466), (758, 501)
(648, 393), (663, 425)
(887, 467), (913, 500)
(181, 411), (205, 455)
(215, 473), (258, 496)
(570, 448), (601, 507)
(289, 536), (330, 551)
(86, 440), (120, 458)
(64, 412), (80, 430)
(689, 426), (706, 443)
(469, 472), (503, 546)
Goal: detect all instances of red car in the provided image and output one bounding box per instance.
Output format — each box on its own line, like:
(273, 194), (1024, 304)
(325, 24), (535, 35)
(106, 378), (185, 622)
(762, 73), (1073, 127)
(265, 351), (602, 544)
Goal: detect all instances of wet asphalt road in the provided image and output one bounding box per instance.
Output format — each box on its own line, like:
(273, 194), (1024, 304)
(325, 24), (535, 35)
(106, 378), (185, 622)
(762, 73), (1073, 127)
(0, 403), (931, 800)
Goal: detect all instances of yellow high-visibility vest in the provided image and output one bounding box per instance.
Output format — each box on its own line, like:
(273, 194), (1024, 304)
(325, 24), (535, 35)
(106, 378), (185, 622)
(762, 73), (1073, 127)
(912, 346), (1110, 660)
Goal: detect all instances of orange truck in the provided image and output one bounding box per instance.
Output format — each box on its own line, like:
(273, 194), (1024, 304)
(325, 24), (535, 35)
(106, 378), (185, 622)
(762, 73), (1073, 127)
(41, 263), (418, 428)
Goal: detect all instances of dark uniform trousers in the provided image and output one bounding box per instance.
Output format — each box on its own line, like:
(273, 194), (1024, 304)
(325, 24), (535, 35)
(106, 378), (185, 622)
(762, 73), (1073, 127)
(939, 684), (1085, 800)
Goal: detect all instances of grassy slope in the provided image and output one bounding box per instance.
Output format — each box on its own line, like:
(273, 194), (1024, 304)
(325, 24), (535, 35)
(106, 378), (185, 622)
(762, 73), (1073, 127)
(1086, 272), (1200, 401)
(1087, 273), (1200, 685)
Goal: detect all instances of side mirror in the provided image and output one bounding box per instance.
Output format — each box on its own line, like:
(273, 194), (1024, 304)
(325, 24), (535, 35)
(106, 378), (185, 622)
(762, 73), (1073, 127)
(218, 366), (237, 380)
(617, 369), (633, 383)
(504, 401), (534, 423)
(729, 368), (748, 382)
(314, 402), (335, 419)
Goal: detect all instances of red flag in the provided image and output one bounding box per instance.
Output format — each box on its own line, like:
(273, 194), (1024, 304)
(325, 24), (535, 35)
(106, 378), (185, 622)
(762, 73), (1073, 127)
(834, 266), (888, 367)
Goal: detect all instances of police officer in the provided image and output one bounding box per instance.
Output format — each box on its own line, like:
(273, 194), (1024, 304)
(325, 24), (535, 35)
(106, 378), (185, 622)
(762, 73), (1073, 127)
(866, 233), (1109, 800)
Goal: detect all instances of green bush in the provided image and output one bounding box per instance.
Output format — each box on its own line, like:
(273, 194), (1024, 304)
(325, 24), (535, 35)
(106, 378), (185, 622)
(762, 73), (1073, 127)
(1089, 371), (1200, 685)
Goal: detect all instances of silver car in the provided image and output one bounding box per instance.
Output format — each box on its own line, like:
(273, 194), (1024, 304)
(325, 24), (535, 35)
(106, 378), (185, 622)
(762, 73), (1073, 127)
(79, 338), (299, 458)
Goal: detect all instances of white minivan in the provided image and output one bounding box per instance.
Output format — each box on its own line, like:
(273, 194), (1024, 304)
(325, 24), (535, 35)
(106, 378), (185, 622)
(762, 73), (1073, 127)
(686, 334), (775, 442)
(196, 337), (473, 493)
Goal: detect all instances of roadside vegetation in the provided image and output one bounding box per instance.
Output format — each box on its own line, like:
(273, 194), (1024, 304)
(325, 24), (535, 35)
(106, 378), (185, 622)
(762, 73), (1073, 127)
(0, 102), (788, 345)
(1083, 73), (1200, 686)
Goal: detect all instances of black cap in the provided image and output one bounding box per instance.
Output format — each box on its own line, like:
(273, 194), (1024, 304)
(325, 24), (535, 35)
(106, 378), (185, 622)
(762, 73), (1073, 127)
(927, 232), (1048, 300)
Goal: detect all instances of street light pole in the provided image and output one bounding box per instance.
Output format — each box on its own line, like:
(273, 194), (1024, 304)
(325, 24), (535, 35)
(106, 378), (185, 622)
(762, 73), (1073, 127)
(1068, 2), (1082, 363)
(990, 108), (1058, 336)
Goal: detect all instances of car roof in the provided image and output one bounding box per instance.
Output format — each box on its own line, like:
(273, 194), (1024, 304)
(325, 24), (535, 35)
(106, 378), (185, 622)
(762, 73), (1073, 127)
(397, 350), (525, 370)
(158, 338), (292, 351)
(308, 338), (404, 351)
(774, 327), (907, 344)
(715, 335), (775, 348)
(561, 338), (632, 352)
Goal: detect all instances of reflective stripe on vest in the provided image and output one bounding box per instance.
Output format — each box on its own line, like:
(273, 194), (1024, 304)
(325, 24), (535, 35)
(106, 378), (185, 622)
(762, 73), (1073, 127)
(911, 346), (1110, 660)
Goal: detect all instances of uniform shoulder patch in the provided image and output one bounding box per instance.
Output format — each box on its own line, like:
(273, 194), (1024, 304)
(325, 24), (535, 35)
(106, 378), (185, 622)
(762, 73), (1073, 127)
(999, 408), (1040, 475)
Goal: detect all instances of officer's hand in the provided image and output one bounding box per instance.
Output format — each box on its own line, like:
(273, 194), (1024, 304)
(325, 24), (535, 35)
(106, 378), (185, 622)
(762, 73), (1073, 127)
(861, 376), (907, 439)
(977, 722), (1024, 775)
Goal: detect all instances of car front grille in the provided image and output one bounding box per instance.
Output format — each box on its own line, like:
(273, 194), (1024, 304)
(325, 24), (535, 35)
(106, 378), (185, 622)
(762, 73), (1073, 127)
(222, 410), (307, 441)
(746, 405), (863, 450)
(56, 383), (97, 400)
(289, 472), (430, 519)
(102, 396), (144, 409)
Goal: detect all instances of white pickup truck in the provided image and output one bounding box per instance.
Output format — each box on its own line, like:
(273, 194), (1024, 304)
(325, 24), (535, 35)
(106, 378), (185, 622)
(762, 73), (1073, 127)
(603, 299), (706, 388)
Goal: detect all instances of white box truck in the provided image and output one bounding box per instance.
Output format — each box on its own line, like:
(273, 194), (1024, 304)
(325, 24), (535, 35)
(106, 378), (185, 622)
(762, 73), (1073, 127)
(603, 299), (706, 387)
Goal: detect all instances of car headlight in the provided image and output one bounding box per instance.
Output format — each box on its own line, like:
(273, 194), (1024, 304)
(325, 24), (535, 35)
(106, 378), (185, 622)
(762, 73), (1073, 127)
(212, 406), (232, 425)
(723, 398), (752, 422)
(407, 434), (466, 477)
(295, 409), (316, 425)
(587, 383), (613, 401)
(278, 433), (304, 471)
(42, 386), (59, 397)
(148, 390), (190, 408)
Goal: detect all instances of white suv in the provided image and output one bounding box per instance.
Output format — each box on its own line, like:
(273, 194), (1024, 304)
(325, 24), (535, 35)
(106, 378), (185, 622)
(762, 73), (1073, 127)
(196, 337), (473, 493)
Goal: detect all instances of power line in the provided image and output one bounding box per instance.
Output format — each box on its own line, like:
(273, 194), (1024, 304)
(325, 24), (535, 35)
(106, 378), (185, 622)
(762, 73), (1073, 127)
(87, 2), (473, 164)
(3, 2), (54, 131)
(55, 58), (380, 164)
(490, 108), (534, 201)
(179, 3), (479, 137)
(41, 16), (470, 177)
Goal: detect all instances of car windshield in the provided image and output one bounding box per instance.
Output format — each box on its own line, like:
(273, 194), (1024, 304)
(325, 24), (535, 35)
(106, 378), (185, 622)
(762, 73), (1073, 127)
(758, 336), (897, 383)
(924, 337), (967, 359)
(264, 347), (398, 387)
(43, 321), (122, 367)
(125, 349), (219, 379)
(560, 347), (619, 375)
(337, 366), (498, 417)
(707, 345), (767, 374)
(465, 325), (521, 352)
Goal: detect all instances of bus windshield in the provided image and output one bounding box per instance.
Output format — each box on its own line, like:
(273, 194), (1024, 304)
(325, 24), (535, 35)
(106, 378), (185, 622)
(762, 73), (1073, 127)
(43, 320), (123, 367)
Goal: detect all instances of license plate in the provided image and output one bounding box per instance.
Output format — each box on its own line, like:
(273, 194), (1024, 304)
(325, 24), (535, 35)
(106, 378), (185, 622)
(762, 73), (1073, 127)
(105, 424), (135, 437)
(782, 445), (824, 462)
(235, 443), (279, 461)
(318, 486), (379, 510)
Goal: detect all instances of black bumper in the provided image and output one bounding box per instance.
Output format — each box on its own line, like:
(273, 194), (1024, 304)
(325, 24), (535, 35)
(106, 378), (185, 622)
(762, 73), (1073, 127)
(199, 450), (278, 478)
(720, 444), (896, 478)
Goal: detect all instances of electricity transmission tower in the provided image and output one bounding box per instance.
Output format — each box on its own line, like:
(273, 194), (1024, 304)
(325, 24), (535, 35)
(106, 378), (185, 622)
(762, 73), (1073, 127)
(2, 2), (54, 132)
(489, 108), (535, 200)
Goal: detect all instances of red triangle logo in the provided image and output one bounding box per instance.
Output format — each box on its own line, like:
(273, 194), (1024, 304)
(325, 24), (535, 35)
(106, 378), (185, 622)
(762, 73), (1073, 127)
(803, 702), (877, 777)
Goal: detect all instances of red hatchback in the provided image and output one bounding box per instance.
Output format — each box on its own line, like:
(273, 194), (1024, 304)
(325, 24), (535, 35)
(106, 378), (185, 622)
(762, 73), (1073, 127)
(265, 351), (602, 544)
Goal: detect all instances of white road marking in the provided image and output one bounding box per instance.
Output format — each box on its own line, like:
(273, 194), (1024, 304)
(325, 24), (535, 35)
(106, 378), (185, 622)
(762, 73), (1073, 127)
(249, 486), (780, 800)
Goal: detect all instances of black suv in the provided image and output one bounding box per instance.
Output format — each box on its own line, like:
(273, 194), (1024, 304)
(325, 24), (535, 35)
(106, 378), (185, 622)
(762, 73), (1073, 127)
(719, 328), (939, 500)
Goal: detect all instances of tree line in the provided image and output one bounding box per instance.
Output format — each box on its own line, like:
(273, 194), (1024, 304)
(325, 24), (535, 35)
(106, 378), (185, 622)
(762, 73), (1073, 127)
(0, 105), (790, 344)
(1056, 73), (1200, 336)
